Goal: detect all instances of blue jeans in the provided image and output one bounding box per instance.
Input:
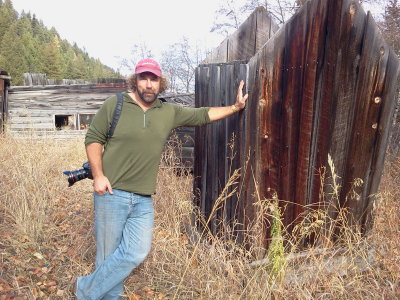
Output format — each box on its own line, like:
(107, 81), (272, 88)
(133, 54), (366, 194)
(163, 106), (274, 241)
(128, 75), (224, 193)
(76, 189), (154, 300)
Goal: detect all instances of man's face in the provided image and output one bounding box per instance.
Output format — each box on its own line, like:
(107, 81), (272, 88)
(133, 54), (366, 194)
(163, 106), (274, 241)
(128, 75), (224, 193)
(136, 72), (161, 104)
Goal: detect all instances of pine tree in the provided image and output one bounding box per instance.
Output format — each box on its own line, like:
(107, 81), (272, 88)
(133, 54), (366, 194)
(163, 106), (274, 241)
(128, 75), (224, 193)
(23, 32), (42, 73)
(18, 12), (42, 73)
(0, 21), (28, 85)
(381, 0), (400, 56)
(71, 52), (87, 79)
(0, 0), (121, 84)
(42, 35), (63, 79)
(0, 0), (18, 43)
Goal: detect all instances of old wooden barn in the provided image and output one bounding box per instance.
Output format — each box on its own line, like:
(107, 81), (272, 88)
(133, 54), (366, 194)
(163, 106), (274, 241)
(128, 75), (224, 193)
(6, 79), (127, 137)
(3, 77), (196, 167)
(194, 0), (400, 248)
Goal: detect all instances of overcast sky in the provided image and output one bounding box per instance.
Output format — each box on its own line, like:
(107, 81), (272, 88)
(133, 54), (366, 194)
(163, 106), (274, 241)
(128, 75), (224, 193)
(11, 0), (224, 75)
(10, 0), (383, 76)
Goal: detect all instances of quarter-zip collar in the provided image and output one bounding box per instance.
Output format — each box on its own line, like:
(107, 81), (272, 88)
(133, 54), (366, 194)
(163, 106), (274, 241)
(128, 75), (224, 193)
(124, 93), (162, 128)
(124, 92), (163, 110)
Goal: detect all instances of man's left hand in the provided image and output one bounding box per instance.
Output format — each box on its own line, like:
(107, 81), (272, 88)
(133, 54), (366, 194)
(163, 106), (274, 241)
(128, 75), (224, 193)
(207, 80), (249, 122)
(235, 80), (249, 110)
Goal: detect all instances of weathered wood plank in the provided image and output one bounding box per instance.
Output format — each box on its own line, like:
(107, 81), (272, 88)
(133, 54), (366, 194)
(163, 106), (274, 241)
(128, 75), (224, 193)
(219, 64), (230, 229)
(340, 12), (389, 226)
(257, 28), (285, 207)
(240, 51), (262, 245)
(22, 73), (123, 86)
(203, 39), (228, 65)
(256, 29), (287, 249)
(236, 63), (249, 237)
(278, 2), (308, 229)
(363, 63), (399, 228)
(208, 64), (221, 233)
(227, 10), (258, 62)
(8, 110), (96, 116)
(294, 0), (329, 224)
(10, 130), (87, 138)
(310, 0), (366, 225)
(194, 66), (210, 217)
(225, 63), (245, 234)
(223, 65), (235, 189)
(203, 7), (278, 64)
(10, 123), (55, 129)
(9, 116), (54, 124)
(255, 6), (280, 51)
(9, 104), (104, 111)
(9, 84), (125, 92)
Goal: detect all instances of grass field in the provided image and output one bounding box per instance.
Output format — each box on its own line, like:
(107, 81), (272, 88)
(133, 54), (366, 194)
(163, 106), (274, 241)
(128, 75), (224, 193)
(0, 133), (399, 299)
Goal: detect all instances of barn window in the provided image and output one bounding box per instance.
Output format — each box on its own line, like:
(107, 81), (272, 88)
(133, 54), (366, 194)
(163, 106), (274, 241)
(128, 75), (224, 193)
(55, 114), (75, 130)
(79, 114), (94, 130)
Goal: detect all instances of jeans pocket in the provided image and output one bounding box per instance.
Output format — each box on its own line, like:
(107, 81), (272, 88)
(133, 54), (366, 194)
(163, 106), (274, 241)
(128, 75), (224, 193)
(94, 190), (109, 196)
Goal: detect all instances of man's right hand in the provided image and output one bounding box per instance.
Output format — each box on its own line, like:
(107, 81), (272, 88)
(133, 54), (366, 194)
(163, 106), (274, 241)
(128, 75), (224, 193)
(93, 175), (113, 195)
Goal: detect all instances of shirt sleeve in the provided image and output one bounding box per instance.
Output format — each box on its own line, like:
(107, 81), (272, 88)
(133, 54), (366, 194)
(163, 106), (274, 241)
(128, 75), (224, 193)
(173, 105), (211, 128)
(84, 96), (116, 146)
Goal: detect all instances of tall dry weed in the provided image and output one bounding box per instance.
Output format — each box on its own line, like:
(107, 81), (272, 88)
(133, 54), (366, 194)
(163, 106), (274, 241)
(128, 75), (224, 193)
(133, 144), (400, 299)
(0, 132), (83, 241)
(0, 132), (95, 298)
(0, 132), (399, 299)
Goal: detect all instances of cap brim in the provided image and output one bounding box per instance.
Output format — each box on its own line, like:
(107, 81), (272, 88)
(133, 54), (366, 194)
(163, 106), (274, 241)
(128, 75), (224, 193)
(135, 67), (161, 77)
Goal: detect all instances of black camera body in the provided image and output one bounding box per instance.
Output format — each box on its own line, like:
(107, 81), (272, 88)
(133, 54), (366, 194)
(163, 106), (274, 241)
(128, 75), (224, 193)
(63, 161), (93, 187)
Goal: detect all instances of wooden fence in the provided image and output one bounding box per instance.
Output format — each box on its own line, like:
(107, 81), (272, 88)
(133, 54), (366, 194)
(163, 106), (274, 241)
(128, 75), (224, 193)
(194, 0), (400, 249)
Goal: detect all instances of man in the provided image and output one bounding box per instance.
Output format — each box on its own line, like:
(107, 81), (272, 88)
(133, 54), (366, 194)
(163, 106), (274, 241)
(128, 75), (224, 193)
(76, 58), (248, 300)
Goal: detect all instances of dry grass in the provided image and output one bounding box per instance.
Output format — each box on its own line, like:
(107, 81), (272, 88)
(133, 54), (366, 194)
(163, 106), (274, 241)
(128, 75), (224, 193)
(0, 133), (399, 299)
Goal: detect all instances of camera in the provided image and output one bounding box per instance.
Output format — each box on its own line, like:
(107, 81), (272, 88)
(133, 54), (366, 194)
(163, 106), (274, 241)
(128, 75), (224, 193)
(63, 161), (93, 187)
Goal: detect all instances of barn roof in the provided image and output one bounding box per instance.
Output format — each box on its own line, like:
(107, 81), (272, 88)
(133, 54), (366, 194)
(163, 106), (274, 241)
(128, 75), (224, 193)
(159, 93), (194, 107)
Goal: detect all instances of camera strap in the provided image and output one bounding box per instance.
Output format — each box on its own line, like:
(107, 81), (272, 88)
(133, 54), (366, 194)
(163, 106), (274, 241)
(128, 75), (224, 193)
(107, 92), (124, 139)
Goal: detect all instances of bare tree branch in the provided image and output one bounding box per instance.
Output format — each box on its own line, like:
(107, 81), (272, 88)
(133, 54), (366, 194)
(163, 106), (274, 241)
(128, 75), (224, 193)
(160, 37), (206, 93)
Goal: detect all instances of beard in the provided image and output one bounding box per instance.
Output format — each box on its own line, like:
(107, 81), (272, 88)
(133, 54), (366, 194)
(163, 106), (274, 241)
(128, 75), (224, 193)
(137, 88), (159, 104)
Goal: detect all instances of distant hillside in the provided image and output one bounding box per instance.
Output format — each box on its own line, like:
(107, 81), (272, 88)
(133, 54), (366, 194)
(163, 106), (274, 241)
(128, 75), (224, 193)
(0, 0), (122, 86)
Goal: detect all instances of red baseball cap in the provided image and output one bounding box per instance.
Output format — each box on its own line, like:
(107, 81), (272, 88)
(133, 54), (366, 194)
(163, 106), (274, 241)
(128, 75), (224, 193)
(135, 58), (162, 77)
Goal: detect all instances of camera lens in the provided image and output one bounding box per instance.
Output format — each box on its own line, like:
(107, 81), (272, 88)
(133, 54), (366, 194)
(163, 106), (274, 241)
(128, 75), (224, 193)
(63, 162), (93, 187)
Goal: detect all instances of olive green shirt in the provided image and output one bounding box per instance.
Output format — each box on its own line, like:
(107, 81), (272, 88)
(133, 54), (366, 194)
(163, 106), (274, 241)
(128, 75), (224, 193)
(85, 93), (210, 195)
